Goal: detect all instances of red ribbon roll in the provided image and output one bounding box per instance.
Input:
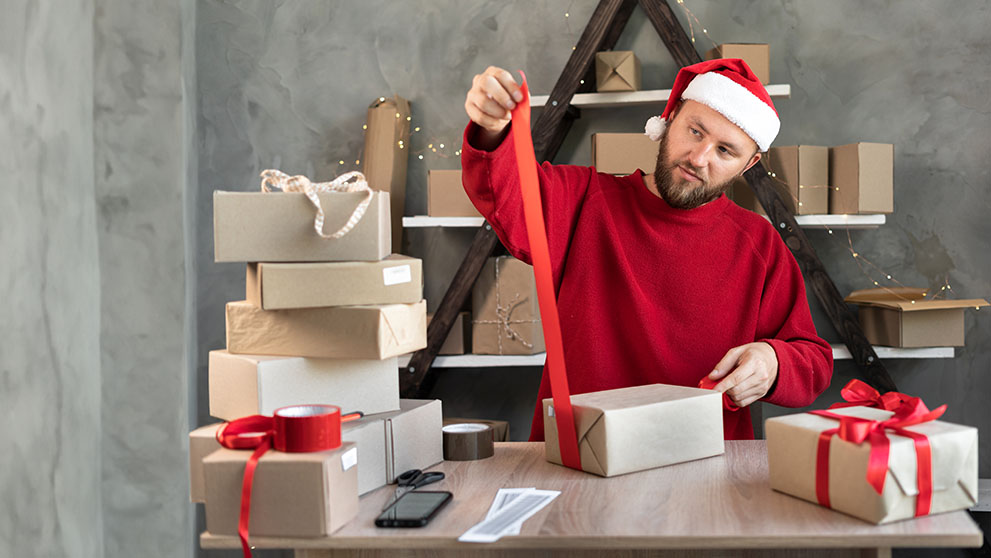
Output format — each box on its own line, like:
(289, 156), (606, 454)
(216, 405), (361, 558)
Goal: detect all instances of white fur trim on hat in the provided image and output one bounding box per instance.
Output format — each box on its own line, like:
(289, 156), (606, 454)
(644, 115), (666, 141)
(681, 72), (780, 152)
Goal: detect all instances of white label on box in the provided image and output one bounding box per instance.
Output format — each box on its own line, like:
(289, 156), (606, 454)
(341, 447), (358, 471)
(382, 265), (412, 286)
(547, 405), (554, 417)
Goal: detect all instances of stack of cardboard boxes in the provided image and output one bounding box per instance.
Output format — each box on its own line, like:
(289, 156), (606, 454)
(190, 181), (444, 539)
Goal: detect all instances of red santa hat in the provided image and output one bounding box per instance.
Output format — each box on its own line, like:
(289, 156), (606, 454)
(644, 58), (779, 152)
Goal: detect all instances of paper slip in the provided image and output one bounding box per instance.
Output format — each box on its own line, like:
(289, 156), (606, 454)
(484, 488), (536, 535)
(459, 489), (560, 543)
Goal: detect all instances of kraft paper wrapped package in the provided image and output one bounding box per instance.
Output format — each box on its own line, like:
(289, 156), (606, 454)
(188, 423), (222, 503)
(594, 50), (641, 92)
(472, 257), (544, 355)
(705, 43), (770, 84)
(766, 405), (978, 524)
(427, 170), (481, 217)
(203, 443), (359, 537)
(828, 142), (894, 214)
(591, 133), (658, 175)
(844, 287), (989, 348)
(208, 350), (400, 421)
(213, 189), (390, 262)
(765, 145), (829, 215)
(543, 384), (724, 477)
(225, 299), (426, 360)
(362, 95), (410, 252)
(246, 255), (422, 310)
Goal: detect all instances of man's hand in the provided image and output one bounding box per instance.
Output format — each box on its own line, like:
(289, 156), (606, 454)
(464, 66), (524, 150)
(707, 342), (778, 408)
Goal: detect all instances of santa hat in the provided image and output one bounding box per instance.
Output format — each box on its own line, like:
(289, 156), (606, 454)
(644, 58), (779, 152)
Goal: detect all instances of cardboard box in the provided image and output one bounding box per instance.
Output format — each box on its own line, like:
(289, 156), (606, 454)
(444, 417), (510, 442)
(213, 190), (391, 262)
(427, 311), (471, 355)
(595, 50), (642, 92)
(765, 146), (829, 214)
(203, 443), (359, 537)
(591, 133), (658, 175)
(705, 43), (770, 85)
(543, 384), (724, 477)
(427, 170), (481, 217)
(189, 423), (222, 503)
(829, 142), (894, 214)
(472, 257), (545, 355)
(766, 406), (978, 524)
(246, 255), (423, 310)
(845, 287), (989, 347)
(208, 350), (400, 421)
(363, 95), (411, 252)
(226, 299), (426, 360)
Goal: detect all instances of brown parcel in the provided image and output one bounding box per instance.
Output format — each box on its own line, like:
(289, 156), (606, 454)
(705, 43), (770, 85)
(544, 384), (724, 477)
(208, 350), (399, 421)
(427, 170), (481, 217)
(427, 311), (471, 355)
(591, 133), (658, 175)
(362, 95), (411, 252)
(339, 399), (444, 495)
(845, 287), (989, 347)
(766, 406), (978, 524)
(765, 145), (829, 215)
(213, 190), (390, 262)
(472, 257), (545, 355)
(829, 142), (894, 214)
(246, 255), (422, 310)
(203, 443), (358, 537)
(595, 50), (642, 92)
(226, 299), (426, 360)
(730, 174), (791, 217)
(188, 423), (222, 503)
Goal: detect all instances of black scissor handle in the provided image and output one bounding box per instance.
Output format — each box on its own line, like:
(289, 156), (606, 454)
(396, 469), (423, 486)
(411, 471), (445, 489)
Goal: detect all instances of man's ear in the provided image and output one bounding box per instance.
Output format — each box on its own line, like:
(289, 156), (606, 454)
(741, 152), (762, 175)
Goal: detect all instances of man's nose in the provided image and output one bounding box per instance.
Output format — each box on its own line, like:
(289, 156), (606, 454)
(687, 142), (711, 169)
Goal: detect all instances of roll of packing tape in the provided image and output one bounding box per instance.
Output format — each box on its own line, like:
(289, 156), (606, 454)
(442, 423), (494, 461)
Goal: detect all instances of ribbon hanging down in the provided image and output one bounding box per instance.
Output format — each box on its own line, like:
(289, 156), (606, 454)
(216, 405), (363, 558)
(509, 71), (582, 471)
(259, 169), (373, 239)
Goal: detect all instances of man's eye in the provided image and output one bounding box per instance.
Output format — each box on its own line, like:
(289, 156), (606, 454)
(718, 146), (729, 154)
(690, 127), (700, 135)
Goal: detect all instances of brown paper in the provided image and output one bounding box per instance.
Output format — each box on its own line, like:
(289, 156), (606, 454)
(705, 43), (770, 85)
(427, 170), (480, 217)
(471, 257), (544, 355)
(225, 299), (426, 360)
(189, 423), (222, 503)
(591, 133), (658, 175)
(595, 51), (642, 92)
(213, 190), (390, 262)
(362, 95), (411, 252)
(246, 255), (422, 310)
(844, 287), (989, 347)
(828, 142), (894, 214)
(765, 146), (829, 214)
(543, 384), (724, 477)
(766, 406), (978, 524)
(203, 444), (359, 537)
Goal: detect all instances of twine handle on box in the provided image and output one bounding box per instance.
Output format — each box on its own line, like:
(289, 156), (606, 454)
(260, 169), (373, 239)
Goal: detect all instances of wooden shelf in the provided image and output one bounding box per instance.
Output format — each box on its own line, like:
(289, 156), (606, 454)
(404, 215), (884, 229)
(529, 84), (791, 109)
(399, 345), (952, 368)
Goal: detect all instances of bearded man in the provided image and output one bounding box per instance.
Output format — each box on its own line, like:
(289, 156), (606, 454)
(460, 59), (833, 440)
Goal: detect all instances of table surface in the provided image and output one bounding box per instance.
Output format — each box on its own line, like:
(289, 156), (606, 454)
(200, 441), (983, 551)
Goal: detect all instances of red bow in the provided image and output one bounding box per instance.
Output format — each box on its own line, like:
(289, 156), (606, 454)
(810, 396), (945, 517)
(828, 379), (913, 412)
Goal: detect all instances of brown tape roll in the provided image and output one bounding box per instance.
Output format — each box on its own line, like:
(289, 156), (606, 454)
(442, 423), (494, 461)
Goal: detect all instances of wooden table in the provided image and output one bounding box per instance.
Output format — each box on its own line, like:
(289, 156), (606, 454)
(200, 441), (983, 558)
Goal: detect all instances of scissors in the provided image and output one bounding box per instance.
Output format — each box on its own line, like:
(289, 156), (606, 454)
(380, 468), (446, 510)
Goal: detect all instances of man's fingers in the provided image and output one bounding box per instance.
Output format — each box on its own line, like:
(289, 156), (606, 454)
(709, 345), (746, 381)
(488, 67), (524, 103)
(481, 74), (517, 112)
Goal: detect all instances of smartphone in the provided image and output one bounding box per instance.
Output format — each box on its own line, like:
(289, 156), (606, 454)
(375, 490), (453, 528)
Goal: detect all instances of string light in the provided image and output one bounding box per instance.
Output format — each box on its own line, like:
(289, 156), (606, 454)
(675, 0), (717, 48)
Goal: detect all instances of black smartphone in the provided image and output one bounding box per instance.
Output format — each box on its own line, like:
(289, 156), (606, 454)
(375, 490), (453, 528)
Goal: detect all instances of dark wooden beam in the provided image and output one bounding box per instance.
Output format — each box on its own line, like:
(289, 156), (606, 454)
(637, 0), (703, 66)
(578, 0), (638, 93)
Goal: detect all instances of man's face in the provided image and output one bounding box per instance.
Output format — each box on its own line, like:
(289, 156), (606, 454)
(652, 100), (761, 210)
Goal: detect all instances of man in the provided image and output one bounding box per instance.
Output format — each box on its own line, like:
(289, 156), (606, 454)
(461, 59), (832, 440)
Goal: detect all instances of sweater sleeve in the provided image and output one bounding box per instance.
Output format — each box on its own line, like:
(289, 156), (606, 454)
(460, 121), (592, 286)
(756, 235), (834, 407)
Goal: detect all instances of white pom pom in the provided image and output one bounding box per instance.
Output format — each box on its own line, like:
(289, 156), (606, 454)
(644, 116), (666, 141)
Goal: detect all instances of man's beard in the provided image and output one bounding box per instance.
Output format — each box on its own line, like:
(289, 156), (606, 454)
(651, 130), (735, 210)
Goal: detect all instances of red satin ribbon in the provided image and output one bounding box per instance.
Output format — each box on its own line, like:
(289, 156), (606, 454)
(510, 71), (581, 471)
(810, 397), (945, 517)
(697, 377), (740, 411)
(216, 405), (361, 558)
(828, 379), (913, 412)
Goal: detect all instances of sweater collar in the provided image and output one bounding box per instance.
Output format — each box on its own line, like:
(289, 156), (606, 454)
(631, 169), (731, 224)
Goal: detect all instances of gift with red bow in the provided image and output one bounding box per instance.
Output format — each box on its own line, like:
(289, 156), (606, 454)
(766, 380), (978, 524)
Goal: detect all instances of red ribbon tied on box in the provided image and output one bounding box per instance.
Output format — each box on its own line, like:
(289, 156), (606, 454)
(827, 379), (914, 412)
(809, 391), (946, 517)
(216, 405), (362, 558)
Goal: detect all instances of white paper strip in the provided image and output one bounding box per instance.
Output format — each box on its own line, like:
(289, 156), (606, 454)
(459, 489), (560, 543)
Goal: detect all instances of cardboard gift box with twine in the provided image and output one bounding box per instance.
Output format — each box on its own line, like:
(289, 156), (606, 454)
(471, 256), (545, 355)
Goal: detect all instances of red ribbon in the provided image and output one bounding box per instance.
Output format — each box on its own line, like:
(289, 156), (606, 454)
(215, 405), (361, 558)
(510, 71), (581, 471)
(810, 397), (945, 517)
(697, 377), (740, 411)
(828, 379), (913, 412)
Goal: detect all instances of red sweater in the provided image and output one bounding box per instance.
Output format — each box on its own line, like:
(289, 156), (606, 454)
(460, 123), (833, 440)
